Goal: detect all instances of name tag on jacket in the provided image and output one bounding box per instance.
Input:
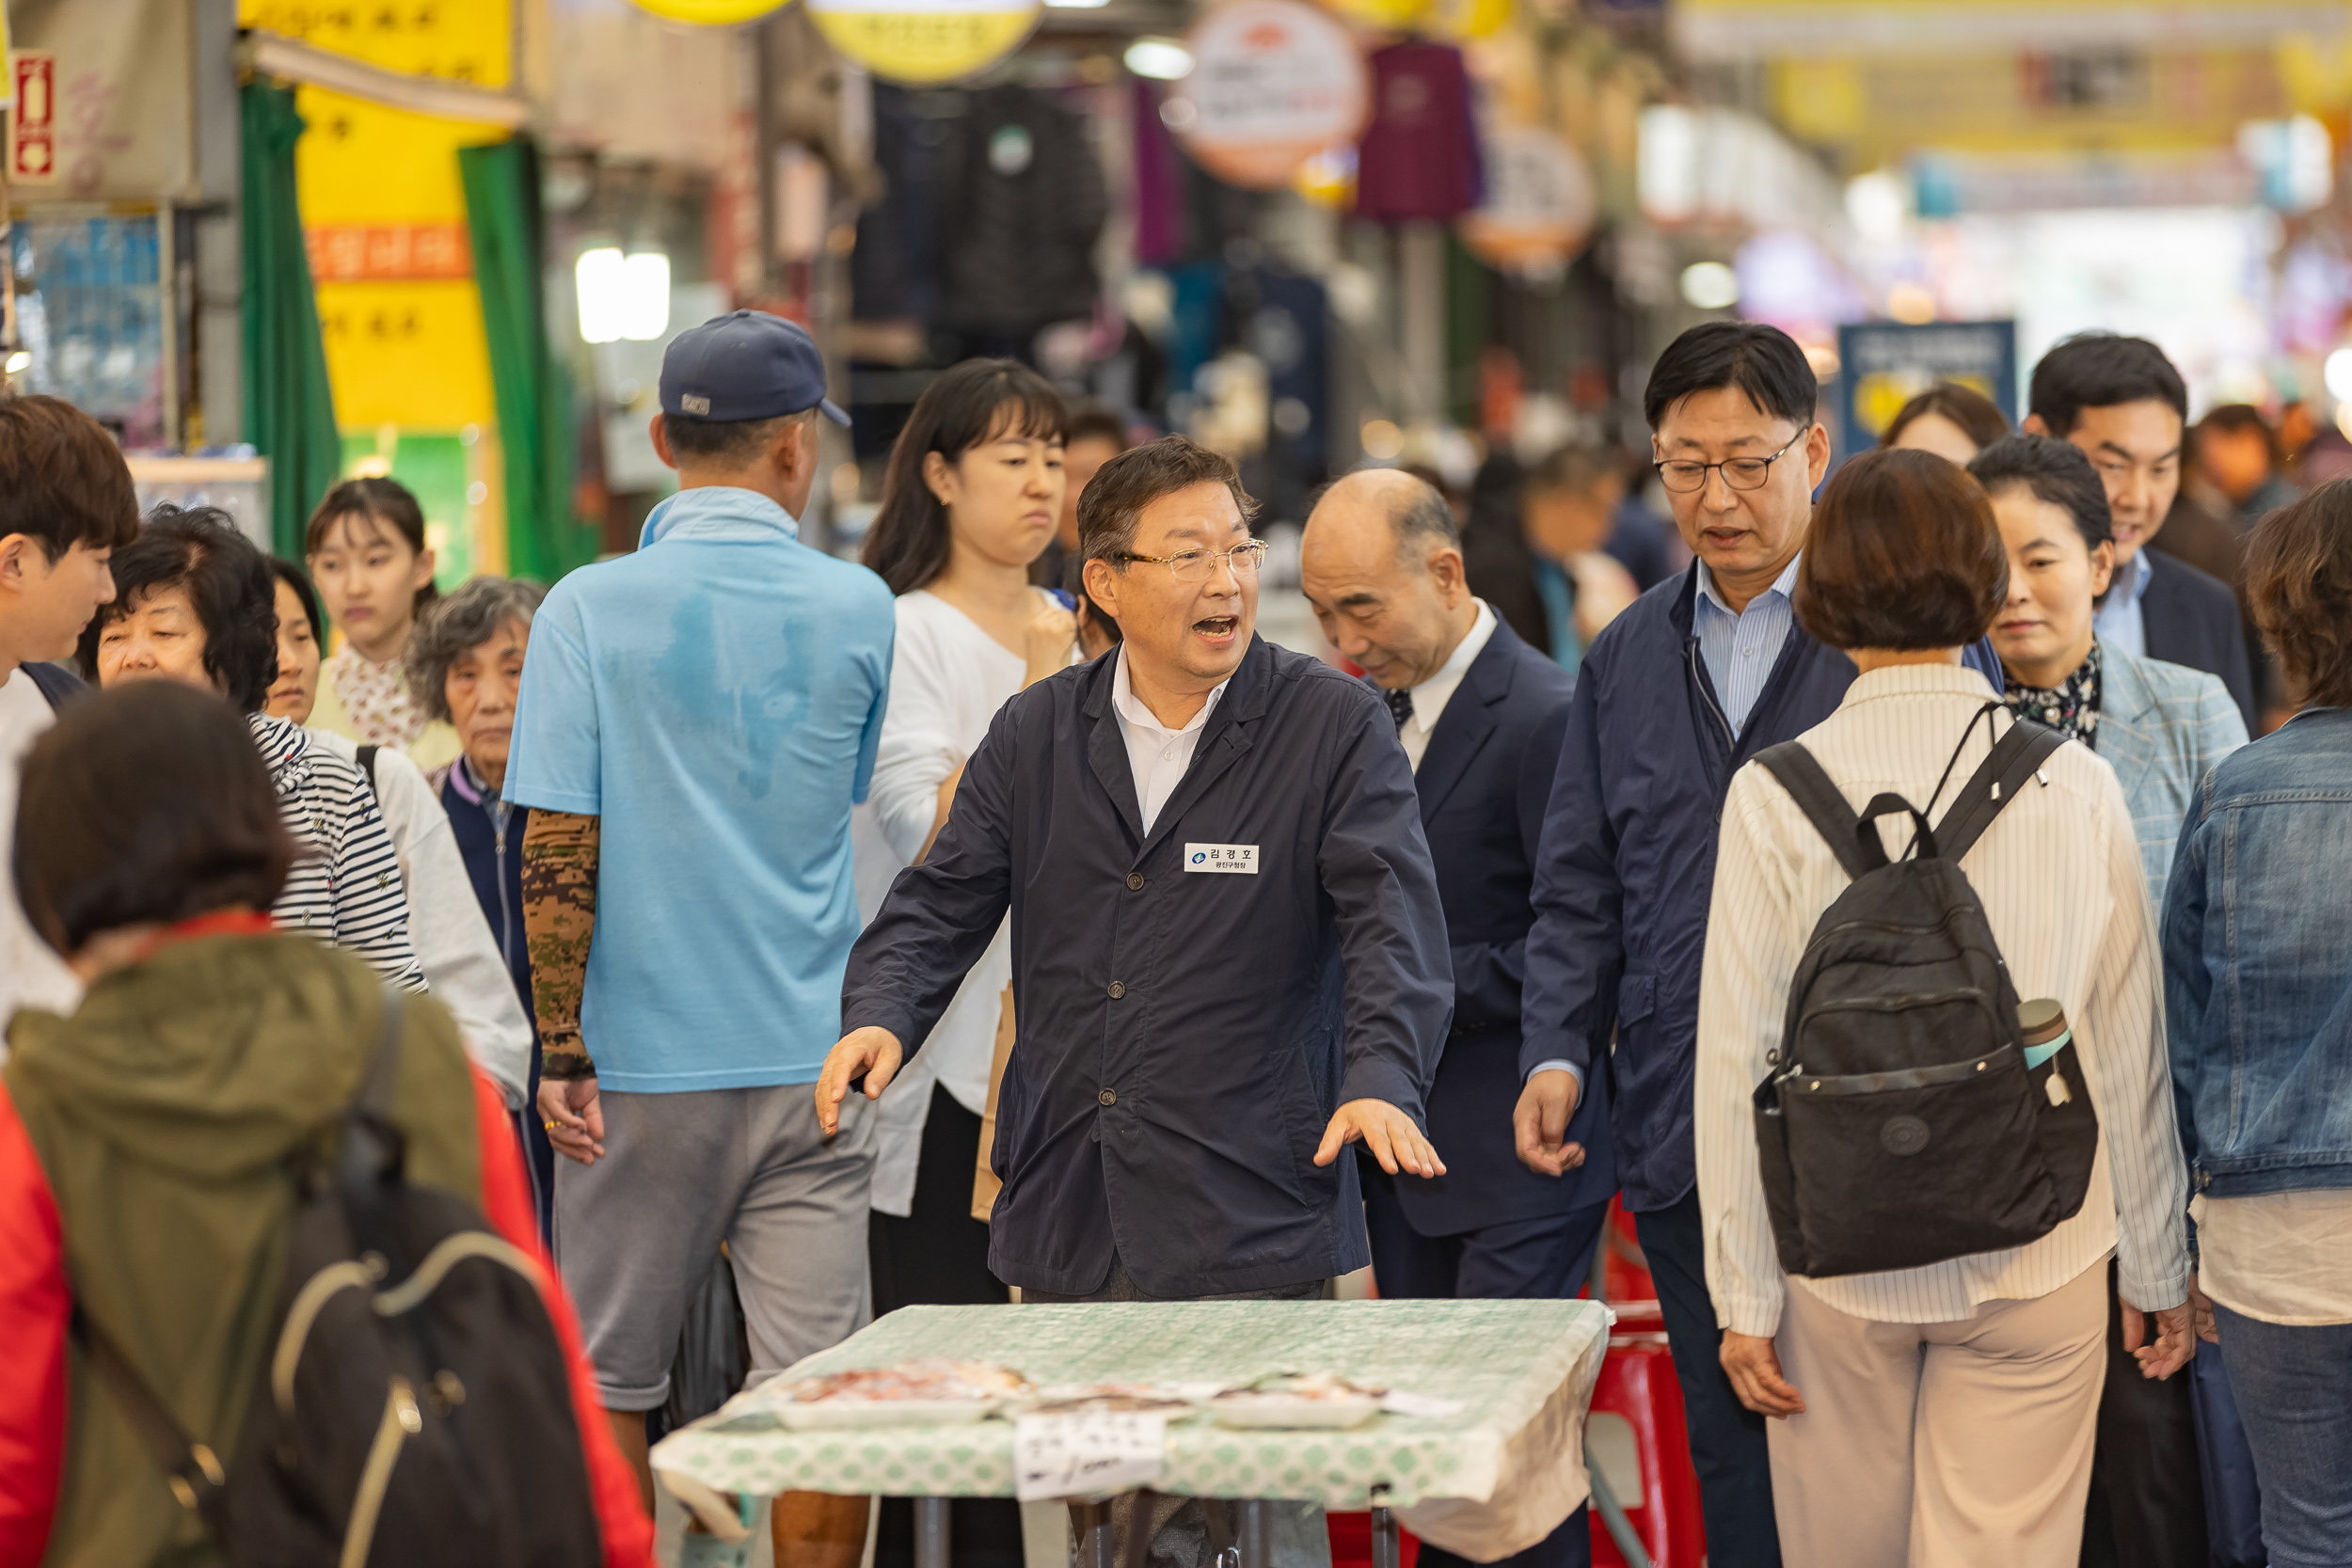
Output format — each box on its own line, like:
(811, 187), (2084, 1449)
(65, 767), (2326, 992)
(1184, 843), (1259, 874)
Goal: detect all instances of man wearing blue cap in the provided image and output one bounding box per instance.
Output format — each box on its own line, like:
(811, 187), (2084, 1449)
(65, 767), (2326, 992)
(507, 311), (893, 1566)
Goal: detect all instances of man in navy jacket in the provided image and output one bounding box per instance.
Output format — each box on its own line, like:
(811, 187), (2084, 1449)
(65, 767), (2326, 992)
(1304, 468), (1612, 1568)
(820, 435), (1453, 1302)
(1516, 324), (2008, 1567)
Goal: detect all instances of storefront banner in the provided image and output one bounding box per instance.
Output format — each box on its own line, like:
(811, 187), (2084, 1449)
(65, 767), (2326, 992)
(1169, 0), (1371, 193)
(627, 0), (792, 20)
(1836, 319), (2017, 460)
(803, 0), (1043, 86)
(1457, 123), (1594, 276)
(1677, 0), (2347, 61)
(10, 0), (195, 199)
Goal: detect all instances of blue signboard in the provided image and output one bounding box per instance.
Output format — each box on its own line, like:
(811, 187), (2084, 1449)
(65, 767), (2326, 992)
(1836, 320), (2018, 461)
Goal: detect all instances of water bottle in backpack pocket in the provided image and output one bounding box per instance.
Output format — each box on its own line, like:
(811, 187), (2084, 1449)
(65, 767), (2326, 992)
(1748, 706), (2101, 1280)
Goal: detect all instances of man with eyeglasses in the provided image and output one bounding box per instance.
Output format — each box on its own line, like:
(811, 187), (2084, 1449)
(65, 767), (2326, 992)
(819, 432), (1450, 1564)
(1513, 323), (2005, 1567)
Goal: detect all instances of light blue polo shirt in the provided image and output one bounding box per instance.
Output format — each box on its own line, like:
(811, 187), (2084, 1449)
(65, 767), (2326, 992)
(504, 485), (896, 1092)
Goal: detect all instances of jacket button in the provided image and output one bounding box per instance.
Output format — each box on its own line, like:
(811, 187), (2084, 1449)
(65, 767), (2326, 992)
(1126, 873), (1145, 891)
(1107, 980), (1125, 999)
(1099, 1088), (1117, 1106)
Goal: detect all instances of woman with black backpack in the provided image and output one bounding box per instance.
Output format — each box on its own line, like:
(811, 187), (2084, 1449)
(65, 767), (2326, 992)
(1692, 448), (2194, 1567)
(0, 681), (652, 1567)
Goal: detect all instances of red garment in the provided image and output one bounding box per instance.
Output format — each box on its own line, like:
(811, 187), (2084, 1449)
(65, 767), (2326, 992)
(1353, 41), (1485, 224)
(0, 1069), (655, 1568)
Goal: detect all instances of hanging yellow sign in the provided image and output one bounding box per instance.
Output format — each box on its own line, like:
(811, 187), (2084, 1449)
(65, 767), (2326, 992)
(626, 0), (793, 20)
(804, 0), (1044, 85)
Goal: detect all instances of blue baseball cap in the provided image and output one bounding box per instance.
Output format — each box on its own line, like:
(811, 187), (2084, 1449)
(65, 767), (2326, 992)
(660, 310), (850, 427)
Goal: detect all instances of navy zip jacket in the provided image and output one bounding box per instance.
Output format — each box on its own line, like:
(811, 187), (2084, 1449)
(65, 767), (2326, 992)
(843, 635), (1453, 1298)
(1518, 564), (2005, 1212)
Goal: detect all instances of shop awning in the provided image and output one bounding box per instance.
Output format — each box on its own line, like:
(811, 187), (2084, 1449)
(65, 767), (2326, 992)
(238, 28), (531, 129)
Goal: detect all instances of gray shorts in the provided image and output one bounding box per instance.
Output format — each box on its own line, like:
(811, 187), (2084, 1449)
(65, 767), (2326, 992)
(554, 1082), (875, 1411)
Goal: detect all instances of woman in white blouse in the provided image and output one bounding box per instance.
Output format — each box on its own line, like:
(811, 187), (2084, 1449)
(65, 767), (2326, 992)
(1693, 449), (2193, 1567)
(857, 359), (1077, 1305)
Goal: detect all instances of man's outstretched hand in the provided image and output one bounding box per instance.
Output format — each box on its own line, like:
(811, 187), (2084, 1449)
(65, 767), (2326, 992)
(1316, 1099), (1446, 1178)
(1513, 1068), (1586, 1177)
(815, 1026), (904, 1134)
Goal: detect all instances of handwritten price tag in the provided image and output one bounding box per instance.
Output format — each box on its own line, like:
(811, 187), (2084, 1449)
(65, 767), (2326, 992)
(1013, 1411), (1168, 1501)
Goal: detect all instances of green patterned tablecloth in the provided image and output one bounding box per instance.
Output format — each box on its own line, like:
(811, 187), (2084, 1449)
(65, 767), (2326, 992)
(651, 1299), (1612, 1558)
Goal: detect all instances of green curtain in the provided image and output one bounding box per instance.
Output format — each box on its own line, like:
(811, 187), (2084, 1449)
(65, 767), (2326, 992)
(240, 83), (343, 562)
(461, 139), (594, 583)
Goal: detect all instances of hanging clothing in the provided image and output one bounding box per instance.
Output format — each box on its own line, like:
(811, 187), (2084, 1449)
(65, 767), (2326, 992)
(938, 86), (1109, 338)
(2003, 640), (2103, 748)
(1354, 42), (1485, 223)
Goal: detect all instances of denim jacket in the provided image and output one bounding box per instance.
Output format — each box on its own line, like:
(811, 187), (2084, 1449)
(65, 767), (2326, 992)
(2162, 707), (2352, 1197)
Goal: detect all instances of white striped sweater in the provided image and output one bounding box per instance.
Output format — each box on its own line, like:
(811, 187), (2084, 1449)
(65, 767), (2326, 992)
(1694, 663), (2190, 1335)
(248, 712), (427, 993)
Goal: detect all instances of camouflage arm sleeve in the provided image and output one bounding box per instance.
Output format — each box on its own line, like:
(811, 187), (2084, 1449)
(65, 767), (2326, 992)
(521, 809), (599, 1079)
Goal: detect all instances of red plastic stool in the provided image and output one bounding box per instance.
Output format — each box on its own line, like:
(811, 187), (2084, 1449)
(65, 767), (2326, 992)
(1585, 1323), (1705, 1568)
(1328, 1511), (1421, 1568)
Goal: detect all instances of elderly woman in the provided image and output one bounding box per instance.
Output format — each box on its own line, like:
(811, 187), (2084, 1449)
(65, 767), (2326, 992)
(405, 577), (550, 1220)
(2164, 483), (2352, 1566)
(1694, 448), (2192, 1566)
(75, 505), (424, 992)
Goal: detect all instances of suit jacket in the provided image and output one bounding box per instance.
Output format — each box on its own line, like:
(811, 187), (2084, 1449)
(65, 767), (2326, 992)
(2094, 639), (2247, 910)
(842, 636), (1453, 1298)
(2141, 550), (2255, 731)
(1391, 619), (1615, 1237)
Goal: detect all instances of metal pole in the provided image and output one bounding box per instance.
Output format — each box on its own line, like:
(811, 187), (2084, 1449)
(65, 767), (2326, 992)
(1075, 1499), (1117, 1568)
(1585, 1462), (1651, 1568)
(1237, 1499), (1270, 1568)
(1370, 1506), (1400, 1568)
(914, 1496), (951, 1568)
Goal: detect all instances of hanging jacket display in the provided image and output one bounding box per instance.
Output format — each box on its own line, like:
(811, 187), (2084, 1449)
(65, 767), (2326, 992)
(938, 85), (1110, 337)
(1354, 41), (1485, 223)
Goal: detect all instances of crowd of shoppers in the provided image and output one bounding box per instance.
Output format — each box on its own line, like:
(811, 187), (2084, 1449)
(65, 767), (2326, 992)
(0, 306), (2344, 1568)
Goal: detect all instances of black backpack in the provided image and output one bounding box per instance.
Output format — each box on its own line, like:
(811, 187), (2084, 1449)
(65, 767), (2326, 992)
(77, 993), (605, 1566)
(1749, 705), (2101, 1280)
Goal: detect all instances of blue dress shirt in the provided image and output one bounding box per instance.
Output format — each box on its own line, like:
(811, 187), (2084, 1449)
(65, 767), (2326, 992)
(1693, 553), (1803, 734)
(2092, 547), (2153, 658)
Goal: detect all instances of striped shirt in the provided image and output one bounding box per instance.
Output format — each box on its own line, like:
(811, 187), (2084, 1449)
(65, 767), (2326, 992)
(1695, 662), (2188, 1335)
(1692, 554), (1800, 735)
(248, 713), (427, 992)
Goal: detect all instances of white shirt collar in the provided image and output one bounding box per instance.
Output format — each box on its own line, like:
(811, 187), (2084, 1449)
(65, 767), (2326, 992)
(1695, 551), (1803, 619)
(1406, 600), (1498, 736)
(1110, 644), (1229, 740)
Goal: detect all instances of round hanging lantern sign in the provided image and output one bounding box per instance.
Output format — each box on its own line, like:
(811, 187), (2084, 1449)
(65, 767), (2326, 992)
(1167, 0), (1371, 193)
(627, 0), (792, 21)
(1457, 125), (1597, 277)
(804, 0), (1044, 86)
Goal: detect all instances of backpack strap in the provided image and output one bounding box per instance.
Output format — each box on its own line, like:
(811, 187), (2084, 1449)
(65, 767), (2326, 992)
(1754, 741), (1885, 882)
(355, 744), (380, 800)
(72, 1307), (230, 1533)
(1932, 716), (2068, 864)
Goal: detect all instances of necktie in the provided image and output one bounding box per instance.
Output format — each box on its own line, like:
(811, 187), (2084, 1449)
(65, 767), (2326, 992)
(1385, 686), (1416, 733)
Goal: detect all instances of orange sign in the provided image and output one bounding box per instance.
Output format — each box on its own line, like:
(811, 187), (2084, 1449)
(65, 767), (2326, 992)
(306, 224), (475, 282)
(9, 53), (56, 184)
(1168, 0), (1369, 192)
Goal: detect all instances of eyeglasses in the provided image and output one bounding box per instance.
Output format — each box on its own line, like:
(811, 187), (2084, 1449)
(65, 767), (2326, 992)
(1653, 430), (1807, 494)
(1114, 539), (1269, 582)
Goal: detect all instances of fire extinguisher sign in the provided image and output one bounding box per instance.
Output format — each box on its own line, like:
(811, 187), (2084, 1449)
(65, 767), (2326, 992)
(10, 53), (57, 185)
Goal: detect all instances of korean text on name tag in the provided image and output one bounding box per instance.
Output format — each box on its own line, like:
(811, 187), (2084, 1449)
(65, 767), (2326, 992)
(1184, 842), (1259, 875)
(1013, 1411), (1169, 1501)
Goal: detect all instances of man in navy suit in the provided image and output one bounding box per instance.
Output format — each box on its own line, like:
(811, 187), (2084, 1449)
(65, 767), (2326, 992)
(1303, 469), (1615, 1568)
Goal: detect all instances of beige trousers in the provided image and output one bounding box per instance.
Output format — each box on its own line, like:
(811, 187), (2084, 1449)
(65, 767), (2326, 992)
(1766, 1256), (2108, 1568)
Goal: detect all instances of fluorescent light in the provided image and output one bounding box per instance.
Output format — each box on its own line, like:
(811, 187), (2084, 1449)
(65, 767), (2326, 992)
(1125, 38), (1193, 80)
(2, 352), (27, 373)
(1046, 0), (1111, 8)
(577, 247), (672, 344)
(2328, 349), (2352, 404)
(1679, 261), (1738, 310)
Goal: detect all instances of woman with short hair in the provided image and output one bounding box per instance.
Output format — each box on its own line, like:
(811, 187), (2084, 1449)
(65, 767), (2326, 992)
(1693, 447), (2193, 1566)
(2164, 483), (2352, 1564)
(75, 505), (424, 991)
(1883, 381), (2011, 467)
(0, 679), (652, 1566)
(405, 575), (553, 1232)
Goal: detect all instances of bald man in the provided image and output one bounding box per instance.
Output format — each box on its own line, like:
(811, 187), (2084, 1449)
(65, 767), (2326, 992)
(1303, 471), (1615, 1568)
